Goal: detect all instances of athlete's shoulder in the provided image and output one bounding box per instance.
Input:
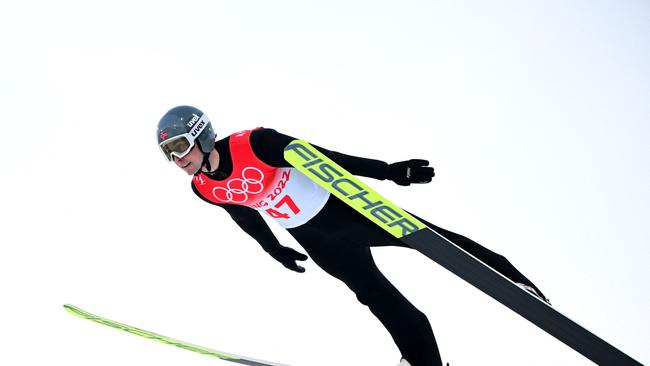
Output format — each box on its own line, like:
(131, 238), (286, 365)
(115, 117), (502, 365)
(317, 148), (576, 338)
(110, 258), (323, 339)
(250, 126), (280, 138)
(190, 177), (224, 206)
(249, 127), (296, 145)
(243, 128), (297, 166)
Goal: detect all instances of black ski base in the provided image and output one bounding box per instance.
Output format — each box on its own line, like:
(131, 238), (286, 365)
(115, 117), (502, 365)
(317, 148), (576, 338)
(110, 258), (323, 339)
(402, 228), (643, 366)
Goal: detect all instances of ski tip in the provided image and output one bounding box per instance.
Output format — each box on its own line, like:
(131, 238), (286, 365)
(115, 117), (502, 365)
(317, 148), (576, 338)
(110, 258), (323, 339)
(63, 304), (82, 316)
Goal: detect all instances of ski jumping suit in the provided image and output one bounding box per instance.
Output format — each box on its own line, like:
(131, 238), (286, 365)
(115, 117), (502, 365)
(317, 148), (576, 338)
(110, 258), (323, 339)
(192, 128), (546, 366)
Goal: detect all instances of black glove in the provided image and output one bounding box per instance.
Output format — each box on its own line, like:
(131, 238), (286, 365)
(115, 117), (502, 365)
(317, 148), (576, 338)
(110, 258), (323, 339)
(268, 246), (308, 273)
(388, 159), (435, 186)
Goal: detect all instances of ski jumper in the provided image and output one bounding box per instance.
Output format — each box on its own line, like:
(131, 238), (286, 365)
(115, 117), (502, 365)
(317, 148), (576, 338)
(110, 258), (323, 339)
(192, 128), (546, 366)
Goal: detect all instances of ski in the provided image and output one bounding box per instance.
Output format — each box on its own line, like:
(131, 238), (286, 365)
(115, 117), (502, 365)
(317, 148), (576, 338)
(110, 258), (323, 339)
(284, 140), (643, 366)
(64, 304), (291, 366)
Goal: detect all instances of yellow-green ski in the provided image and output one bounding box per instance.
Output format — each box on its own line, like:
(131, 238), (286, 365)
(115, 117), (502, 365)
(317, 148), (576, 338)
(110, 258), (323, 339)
(64, 304), (291, 366)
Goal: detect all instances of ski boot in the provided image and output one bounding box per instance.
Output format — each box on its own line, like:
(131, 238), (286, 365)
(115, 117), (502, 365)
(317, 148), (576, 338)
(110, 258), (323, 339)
(516, 282), (552, 305)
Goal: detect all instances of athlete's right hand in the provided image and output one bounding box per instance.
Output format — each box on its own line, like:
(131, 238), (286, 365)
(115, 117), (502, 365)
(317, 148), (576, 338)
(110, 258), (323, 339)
(269, 246), (309, 273)
(388, 159), (435, 186)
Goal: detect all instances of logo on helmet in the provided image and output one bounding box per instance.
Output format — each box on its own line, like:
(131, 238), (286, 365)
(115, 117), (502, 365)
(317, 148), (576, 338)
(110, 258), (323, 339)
(159, 130), (169, 141)
(187, 113), (201, 128)
(188, 114), (208, 139)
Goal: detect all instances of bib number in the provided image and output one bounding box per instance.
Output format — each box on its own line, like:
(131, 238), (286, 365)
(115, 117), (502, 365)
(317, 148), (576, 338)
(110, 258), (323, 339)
(265, 194), (301, 219)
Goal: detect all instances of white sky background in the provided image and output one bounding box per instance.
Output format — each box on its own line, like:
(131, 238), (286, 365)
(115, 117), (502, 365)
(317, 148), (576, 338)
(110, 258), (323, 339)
(1, 0), (648, 365)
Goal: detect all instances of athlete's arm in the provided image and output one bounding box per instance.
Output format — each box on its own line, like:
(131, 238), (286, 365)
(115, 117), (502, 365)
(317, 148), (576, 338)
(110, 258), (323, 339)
(250, 128), (434, 185)
(191, 182), (308, 272)
(250, 128), (391, 180)
(191, 181), (282, 252)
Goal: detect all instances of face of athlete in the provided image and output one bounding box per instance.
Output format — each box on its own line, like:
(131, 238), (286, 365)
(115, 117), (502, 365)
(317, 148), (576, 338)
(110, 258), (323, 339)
(173, 144), (203, 175)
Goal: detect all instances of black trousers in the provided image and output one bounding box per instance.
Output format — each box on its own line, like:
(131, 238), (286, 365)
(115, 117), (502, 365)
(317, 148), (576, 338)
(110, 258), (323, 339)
(288, 197), (545, 366)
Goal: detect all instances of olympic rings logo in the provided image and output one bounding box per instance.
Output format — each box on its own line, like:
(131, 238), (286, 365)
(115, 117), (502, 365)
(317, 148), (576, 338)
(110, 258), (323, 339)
(212, 167), (265, 203)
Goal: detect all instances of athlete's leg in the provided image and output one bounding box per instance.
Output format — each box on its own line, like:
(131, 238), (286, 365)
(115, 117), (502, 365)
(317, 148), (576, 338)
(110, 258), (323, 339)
(309, 197), (547, 300)
(289, 225), (443, 366)
(407, 212), (548, 300)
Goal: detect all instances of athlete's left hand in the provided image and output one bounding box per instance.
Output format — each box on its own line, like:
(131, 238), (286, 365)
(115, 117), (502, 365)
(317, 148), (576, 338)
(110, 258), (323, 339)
(388, 159), (435, 186)
(269, 246), (309, 273)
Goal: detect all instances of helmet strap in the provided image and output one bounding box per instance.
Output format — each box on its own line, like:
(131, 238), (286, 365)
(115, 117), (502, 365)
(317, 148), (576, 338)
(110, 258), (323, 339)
(192, 140), (212, 175)
(201, 151), (212, 172)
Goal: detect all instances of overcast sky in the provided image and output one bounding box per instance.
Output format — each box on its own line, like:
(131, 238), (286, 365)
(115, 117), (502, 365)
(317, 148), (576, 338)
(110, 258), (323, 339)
(1, 1), (648, 365)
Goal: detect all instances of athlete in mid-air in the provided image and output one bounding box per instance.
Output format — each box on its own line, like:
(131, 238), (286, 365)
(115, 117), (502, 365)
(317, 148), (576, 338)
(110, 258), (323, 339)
(156, 105), (549, 366)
